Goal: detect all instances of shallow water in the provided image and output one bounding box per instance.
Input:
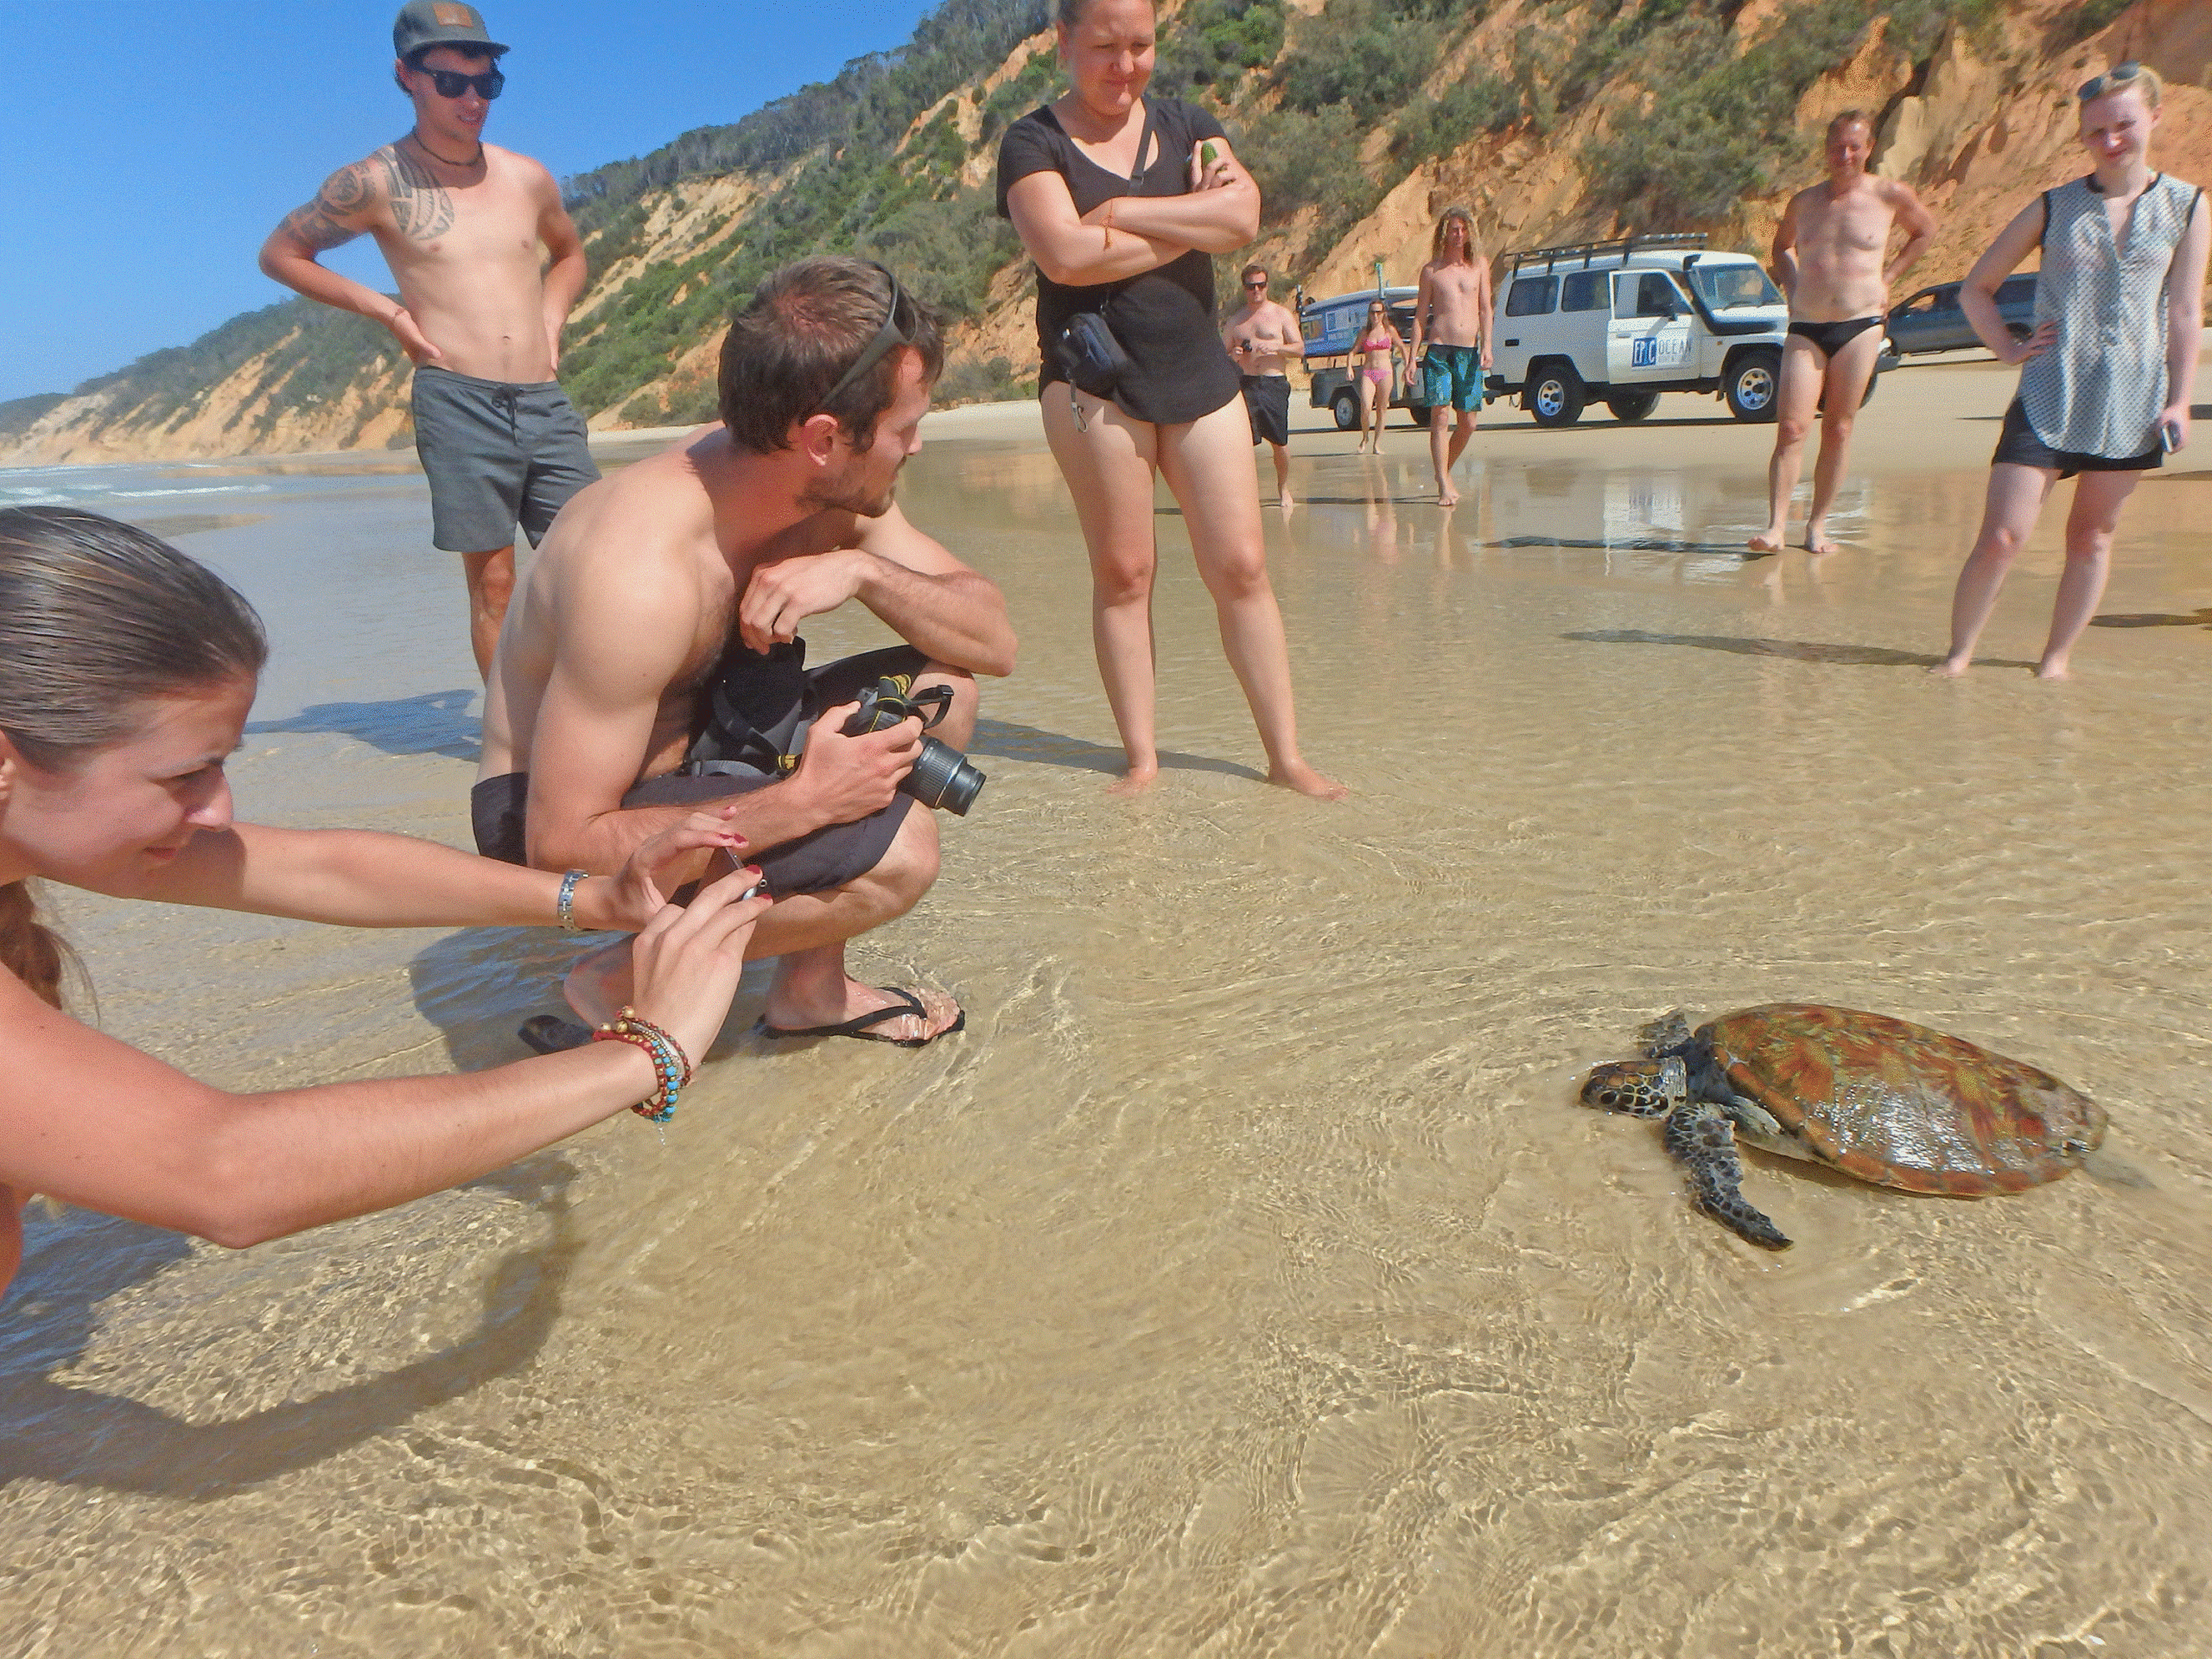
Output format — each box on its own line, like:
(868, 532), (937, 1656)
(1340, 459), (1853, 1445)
(4, 384), (2211, 1656)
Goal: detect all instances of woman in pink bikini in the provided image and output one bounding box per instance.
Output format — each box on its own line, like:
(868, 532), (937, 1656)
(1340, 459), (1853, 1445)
(1351, 301), (1404, 454)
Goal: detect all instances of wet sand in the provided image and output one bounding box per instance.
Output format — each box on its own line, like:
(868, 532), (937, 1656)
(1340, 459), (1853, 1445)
(4, 359), (2211, 1656)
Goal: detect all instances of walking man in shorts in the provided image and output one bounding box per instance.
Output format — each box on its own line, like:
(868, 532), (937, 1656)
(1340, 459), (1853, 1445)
(259, 2), (597, 677)
(1411, 207), (1493, 508)
(475, 257), (1016, 1047)
(1221, 264), (1305, 506)
(1751, 111), (1936, 554)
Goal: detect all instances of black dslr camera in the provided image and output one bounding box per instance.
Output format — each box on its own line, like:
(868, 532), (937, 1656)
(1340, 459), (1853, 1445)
(842, 677), (986, 816)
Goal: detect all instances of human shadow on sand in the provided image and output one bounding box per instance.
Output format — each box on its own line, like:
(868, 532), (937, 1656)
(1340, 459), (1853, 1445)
(968, 716), (1266, 783)
(2091, 608), (2212, 630)
(1566, 628), (2039, 671)
(0, 1159), (578, 1499)
(246, 689), (481, 761)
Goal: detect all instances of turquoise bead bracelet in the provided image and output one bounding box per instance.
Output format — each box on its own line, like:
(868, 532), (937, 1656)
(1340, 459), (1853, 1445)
(589, 1007), (695, 1123)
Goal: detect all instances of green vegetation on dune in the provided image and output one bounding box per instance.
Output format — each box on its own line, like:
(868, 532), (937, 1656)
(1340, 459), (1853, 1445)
(563, 0), (1051, 234)
(1583, 0), (2001, 227)
(0, 394), (67, 442)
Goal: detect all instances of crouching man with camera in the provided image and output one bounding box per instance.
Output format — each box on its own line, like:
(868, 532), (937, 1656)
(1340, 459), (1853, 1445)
(475, 257), (1015, 1046)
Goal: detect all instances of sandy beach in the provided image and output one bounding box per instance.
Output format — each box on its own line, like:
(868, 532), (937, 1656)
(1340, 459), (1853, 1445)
(3, 357), (2210, 1656)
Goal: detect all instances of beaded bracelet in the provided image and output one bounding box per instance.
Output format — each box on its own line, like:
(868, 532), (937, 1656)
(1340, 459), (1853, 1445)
(607, 1008), (694, 1086)
(556, 868), (588, 931)
(588, 1007), (696, 1123)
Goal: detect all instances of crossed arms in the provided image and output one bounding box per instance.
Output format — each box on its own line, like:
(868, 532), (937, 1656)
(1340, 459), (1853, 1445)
(1005, 138), (1258, 287)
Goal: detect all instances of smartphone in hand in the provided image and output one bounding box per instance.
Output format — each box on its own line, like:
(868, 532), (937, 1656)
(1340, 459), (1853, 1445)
(2160, 419), (2183, 453)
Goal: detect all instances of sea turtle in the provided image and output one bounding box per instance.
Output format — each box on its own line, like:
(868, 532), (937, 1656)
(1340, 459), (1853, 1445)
(1580, 1004), (2106, 1249)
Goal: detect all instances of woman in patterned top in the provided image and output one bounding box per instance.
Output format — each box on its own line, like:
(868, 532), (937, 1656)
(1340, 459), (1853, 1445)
(1933, 62), (2209, 678)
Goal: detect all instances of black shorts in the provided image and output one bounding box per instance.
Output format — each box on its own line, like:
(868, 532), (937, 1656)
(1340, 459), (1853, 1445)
(1239, 374), (1291, 448)
(1991, 398), (2160, 480)
(471, 644), (928, 897)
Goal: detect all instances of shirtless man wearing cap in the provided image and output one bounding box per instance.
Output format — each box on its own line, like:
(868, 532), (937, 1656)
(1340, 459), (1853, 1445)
(1751, 111), (1936, 555)
(259, 2), (596, 677)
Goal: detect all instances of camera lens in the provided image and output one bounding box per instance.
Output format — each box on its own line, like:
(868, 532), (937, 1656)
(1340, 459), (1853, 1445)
(905, 735), (986, 816)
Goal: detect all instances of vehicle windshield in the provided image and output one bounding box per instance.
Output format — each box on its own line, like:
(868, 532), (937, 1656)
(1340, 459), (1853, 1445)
(1688, 264), (1783, 310)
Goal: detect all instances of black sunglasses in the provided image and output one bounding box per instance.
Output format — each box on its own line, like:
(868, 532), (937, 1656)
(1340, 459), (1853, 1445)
(2078, 60), (2141, 101)
(416, 66), (505, 99)
(1243, 276), (1268, 289)
(814, 264), (914, 416)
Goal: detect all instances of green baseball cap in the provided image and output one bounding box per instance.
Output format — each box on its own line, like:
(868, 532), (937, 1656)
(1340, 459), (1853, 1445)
(393, 1), (508, 60)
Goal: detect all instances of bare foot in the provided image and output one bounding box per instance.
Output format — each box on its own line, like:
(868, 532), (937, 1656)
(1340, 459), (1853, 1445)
(1927, 655), (1971, 678)
(1106, 762), (1161, 797)
(762, 980), (963, 1044)
(1802, 524), (1839, 556)
(1747, 530), (1787, 554)
(1278, 491), (1295, 511)
(2033, 658), (2072, 681)
(1438, 485), (1459, 508)
(1268, 761), (1350, 801)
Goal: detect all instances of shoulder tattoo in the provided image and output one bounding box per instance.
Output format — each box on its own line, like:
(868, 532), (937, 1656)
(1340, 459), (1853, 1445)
(378, 144), (456, 243)
(281, 162), (375, 252)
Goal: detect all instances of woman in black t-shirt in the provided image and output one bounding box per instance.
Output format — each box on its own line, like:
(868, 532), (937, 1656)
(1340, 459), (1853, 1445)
(997, 0), (1343, 799)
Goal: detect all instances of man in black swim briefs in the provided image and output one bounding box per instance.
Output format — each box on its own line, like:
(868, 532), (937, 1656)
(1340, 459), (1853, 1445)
(474, 257), (1016, 1047)
(1752, 110), (1936, 556)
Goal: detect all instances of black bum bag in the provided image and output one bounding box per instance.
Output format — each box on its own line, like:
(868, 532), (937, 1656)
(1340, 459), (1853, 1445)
(1058, 309), (1132, 398)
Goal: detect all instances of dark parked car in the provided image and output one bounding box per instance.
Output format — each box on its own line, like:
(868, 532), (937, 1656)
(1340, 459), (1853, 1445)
(1886, 275), (2038, 355)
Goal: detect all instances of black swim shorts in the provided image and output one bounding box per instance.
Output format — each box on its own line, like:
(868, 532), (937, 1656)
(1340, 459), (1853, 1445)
(1239, 373), (1291, 448)
(411, 366), (600, 554)
(472, 643), (931, 898)
(1991, 398), (2160, 480)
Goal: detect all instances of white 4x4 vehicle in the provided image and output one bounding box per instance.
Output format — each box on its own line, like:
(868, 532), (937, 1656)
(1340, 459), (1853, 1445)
(1489, 232), (1804, 426)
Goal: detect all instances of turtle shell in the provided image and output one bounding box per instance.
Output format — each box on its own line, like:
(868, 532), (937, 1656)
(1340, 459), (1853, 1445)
(1700, 1003), (2106, 1196)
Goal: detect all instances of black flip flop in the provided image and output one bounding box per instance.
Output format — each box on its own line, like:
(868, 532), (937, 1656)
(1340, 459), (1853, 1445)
(518, 1014), (592, 1054)
(756, 986), (965, 1049)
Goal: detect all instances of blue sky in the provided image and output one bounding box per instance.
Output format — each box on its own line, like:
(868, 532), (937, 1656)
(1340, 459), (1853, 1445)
(0, 2), (950, 402)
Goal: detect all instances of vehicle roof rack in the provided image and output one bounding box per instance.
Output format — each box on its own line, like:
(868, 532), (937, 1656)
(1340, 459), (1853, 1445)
(1502, 232), (1709, 275)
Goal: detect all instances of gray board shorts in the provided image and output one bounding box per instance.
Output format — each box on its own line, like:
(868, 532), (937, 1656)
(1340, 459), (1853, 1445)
(410, 366), (600, 553)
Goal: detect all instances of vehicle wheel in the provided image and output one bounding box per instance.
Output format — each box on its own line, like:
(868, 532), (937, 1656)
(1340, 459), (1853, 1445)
(1332, 391), (1359, 431)
(1725, 348), (1782, 422)
(2005, 321), (2032, 342)
(1855, 371), (1878, 410)
(1529, 362), (1586, 428)
(1404, 403), (1433, 429)
(1605, 391), (1659, 423)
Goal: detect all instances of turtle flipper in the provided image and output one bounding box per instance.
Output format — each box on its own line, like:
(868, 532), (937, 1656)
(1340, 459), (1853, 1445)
(1662, 1101), (1792, 1249)
(1637, 1010), (1696, 1058)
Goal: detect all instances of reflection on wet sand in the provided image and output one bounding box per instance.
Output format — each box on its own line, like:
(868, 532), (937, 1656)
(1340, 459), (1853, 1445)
(3, 373), (2210, 1654)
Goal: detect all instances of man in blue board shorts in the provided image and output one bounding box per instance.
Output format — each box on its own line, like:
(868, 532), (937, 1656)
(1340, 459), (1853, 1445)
(1411, 207), (1494, 508)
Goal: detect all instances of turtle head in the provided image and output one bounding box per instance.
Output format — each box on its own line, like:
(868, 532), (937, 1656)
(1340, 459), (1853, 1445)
(1581, 1056), (1688, 1118)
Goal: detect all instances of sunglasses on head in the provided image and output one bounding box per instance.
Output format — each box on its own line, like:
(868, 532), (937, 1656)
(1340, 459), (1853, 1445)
(416, 65), (505, 99)
(814, 264), (913, 416)
(2077, 60), (2141, 101)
